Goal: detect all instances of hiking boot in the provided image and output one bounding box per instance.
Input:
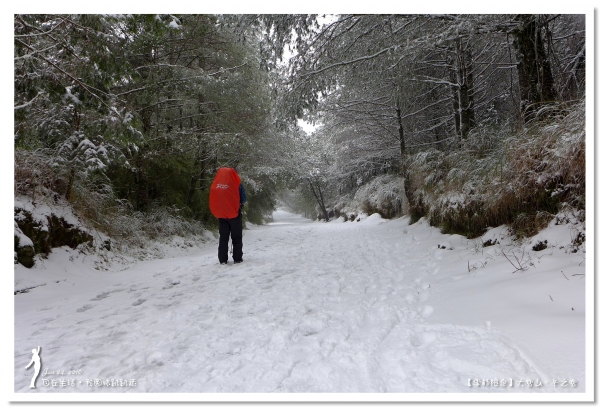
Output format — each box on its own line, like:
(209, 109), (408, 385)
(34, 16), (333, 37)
(234, 259), (243, 264)
(220, 261), (227, 265)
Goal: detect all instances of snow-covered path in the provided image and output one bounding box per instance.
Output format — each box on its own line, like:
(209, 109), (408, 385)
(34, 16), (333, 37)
(14, 210), (585, 394)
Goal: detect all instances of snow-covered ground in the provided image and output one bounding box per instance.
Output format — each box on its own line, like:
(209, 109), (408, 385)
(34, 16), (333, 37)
(13, 209), (589, 401)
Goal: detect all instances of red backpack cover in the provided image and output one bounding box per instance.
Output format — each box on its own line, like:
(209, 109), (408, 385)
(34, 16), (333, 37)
(209, 167), (241, 219)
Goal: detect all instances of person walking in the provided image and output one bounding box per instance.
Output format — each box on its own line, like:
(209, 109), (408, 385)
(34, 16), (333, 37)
(209, 167), (247, 265)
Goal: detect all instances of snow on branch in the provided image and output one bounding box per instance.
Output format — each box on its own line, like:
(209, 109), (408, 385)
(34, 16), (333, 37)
(298, 46), (396, 79)
(14, 92), (44, 110)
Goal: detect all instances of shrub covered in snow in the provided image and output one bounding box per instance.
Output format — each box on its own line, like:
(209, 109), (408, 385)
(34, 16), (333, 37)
(336, 174), (409, 220)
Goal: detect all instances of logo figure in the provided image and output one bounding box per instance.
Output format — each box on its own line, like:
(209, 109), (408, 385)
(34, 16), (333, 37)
(25, 347), (41, 389)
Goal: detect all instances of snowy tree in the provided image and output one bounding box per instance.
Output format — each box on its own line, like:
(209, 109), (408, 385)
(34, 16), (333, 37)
(229, 14), (585, 227)
(15, 14), (281, 232)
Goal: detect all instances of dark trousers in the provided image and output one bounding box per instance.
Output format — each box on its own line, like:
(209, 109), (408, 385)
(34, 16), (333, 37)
(218, 211), (243, 263)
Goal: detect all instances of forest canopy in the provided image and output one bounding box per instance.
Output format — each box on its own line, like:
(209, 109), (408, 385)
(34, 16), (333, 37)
(14, 14), (586, 245)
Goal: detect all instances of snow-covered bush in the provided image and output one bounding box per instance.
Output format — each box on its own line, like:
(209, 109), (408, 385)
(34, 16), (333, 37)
(337, 174), (408, 220)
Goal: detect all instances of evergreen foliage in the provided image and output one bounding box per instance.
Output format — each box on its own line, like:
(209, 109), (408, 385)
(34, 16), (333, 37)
(15, 14), (281, 243)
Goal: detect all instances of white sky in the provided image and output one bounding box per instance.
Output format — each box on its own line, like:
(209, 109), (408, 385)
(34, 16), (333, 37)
(298, 119), (319, 135)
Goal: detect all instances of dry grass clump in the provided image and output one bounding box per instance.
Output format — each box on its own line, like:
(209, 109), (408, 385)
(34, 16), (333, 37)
(15, 149), (67, 201)
(407, 101), (585, 238)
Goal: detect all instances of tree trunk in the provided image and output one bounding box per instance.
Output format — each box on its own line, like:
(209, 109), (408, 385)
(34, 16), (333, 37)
(448, 39), (476, 142)
(513, 15), (557, 121)
(65, 167), (75, 201)
(459, 44), (475, 138)
(400, 159), (414, 210)
(395, 98), (406, 156)
(308, 179), (329, 221)
(565, 41), (585, 99)
(134, 155), (149, 212)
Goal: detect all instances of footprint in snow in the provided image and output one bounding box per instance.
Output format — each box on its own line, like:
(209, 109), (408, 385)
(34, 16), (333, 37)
(77, 304), (94, 312)
(90, 292), (109, 301)
(162, 281), (180, 290)
(132, 299), (146, 306)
